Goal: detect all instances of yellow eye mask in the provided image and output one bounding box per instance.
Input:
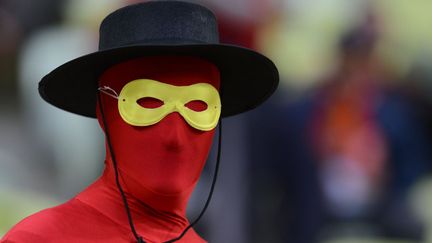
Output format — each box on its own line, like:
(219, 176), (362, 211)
(100, 79), (221, 131)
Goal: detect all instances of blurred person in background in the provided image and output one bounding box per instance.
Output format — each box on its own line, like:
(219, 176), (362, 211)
(308, 17), (429, 240)
(247, 12), (430, 243)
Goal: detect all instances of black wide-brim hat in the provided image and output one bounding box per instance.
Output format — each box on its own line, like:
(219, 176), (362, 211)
(39, 1), (279, 118)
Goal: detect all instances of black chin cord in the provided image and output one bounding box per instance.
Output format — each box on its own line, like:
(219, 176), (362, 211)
(97, 91), (222, 243)
(98, 92), (144, 242)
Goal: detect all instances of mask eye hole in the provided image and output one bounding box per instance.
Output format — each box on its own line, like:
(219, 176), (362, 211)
(137, 97), (164, 109)
(185, 100), (208, 112)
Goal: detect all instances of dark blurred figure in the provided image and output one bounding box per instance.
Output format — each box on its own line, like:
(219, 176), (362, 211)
(399, 60), (432, 173)
(247, 16), (430, 243)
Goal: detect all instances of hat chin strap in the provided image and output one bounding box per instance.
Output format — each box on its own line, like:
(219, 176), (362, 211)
(97, 91), (222, 243)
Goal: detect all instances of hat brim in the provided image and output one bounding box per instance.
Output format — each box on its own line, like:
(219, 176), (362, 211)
(39, 44), (279, 118)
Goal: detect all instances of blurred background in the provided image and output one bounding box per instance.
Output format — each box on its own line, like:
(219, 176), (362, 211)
(1, 0), (432, 242)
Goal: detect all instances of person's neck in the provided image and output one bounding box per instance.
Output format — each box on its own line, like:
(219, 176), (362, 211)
(75, 157), (205, 242)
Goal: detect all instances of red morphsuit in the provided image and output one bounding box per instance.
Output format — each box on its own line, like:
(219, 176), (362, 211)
(1, 56), (220, 243)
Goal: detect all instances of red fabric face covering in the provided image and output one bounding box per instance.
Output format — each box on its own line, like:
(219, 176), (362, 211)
(0, 56), (220, 243)
(93, 56), (221, 241)
(98, 55), (220, 205)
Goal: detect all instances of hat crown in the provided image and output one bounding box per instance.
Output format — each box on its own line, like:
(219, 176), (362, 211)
(99, 1), (219, 50)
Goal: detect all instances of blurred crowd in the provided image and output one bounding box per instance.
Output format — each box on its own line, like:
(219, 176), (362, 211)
(1, 0), (432, 243)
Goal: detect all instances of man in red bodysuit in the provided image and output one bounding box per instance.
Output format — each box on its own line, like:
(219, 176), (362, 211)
(1, 1), (278, 242)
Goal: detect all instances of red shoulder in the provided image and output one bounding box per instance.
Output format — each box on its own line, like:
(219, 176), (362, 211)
(1, 199), (80, 242)
(1, 198), (131, 243)
(1, 230), (48, 243)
